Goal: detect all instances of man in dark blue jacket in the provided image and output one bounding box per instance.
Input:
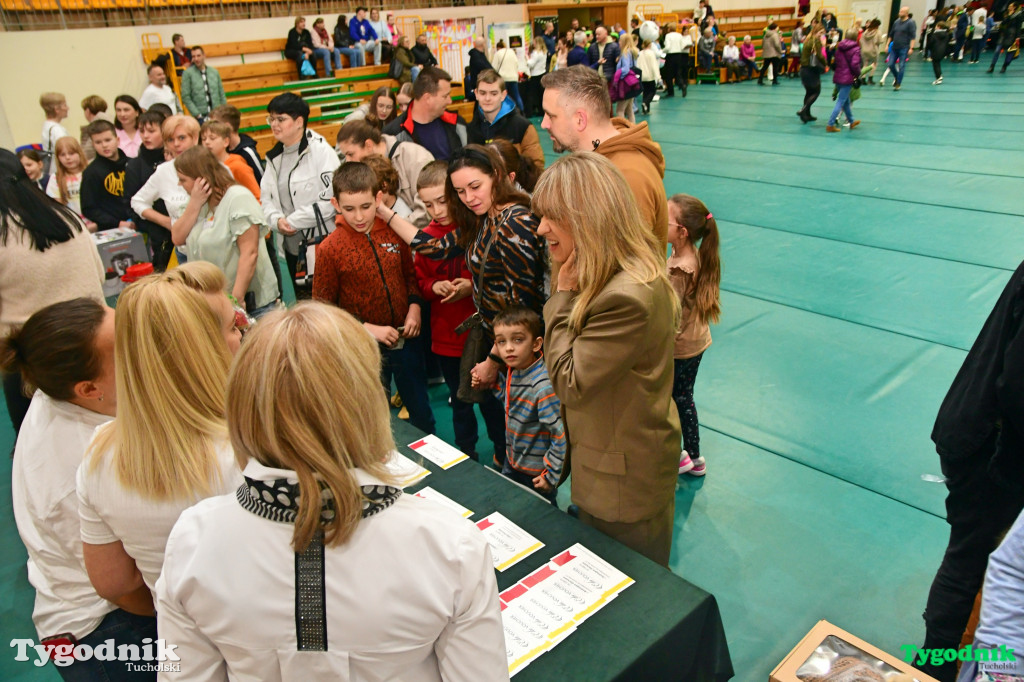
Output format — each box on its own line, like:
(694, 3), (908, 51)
(567, 31), (589, 67)
(587, 25), (620, 80)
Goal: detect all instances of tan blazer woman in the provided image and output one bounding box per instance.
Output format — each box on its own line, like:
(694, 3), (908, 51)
(544, 271), (681, 566)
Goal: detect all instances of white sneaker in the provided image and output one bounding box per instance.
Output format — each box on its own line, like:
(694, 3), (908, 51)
(688, 456), (706, 476)
(932, 77), (942, 85)
(652, 94), (661, 102)
(678, 451), (694, 475)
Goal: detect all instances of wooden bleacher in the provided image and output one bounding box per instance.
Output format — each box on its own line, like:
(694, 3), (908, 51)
(141, 35), (475, 156)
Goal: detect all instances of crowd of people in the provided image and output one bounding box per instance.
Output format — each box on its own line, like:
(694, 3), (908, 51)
(3, 5), (1023, 680)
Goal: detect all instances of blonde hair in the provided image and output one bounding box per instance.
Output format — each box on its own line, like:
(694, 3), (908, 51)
(532, 153), (680, 334)
(161, 114), (200, 144)
(619, 32), (639, 57)
(87, 262), (233, 501)
(40, 92), (66, 116)
(53, 137), (88, 205)
(226, 302), (396, 551)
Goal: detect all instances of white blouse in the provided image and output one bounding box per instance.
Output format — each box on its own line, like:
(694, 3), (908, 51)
(155, 460), (508, 681)
(77, 431), (242, 593)
(12, 392), (115, 640)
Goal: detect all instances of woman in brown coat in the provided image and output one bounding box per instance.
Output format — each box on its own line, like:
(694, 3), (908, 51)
(533, 152), (682, 567)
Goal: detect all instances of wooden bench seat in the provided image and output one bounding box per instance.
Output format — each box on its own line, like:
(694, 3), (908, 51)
(713, 6), (797, 20)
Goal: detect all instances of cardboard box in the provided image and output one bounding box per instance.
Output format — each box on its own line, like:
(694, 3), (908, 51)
(93, 228), (150, 297)
(771, 620), (941, 682)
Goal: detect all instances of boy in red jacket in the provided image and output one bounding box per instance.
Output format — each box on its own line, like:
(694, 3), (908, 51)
(413, 161), (506, 461)
(314, 161), (435, 434)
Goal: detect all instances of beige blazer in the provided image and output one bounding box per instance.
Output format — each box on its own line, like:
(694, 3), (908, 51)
(544, 272), (682, 524)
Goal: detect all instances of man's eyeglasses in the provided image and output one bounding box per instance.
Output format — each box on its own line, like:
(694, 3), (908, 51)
(266, 115), (292, 126)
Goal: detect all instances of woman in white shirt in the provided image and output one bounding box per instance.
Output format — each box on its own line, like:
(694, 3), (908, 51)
(156, 302), (507, 681)
(492, 39), (525, 112)
(77, 262), (244, 603)
(130, 115), (199, 252)
(524, 37), (548, 117)
(4, 298), (161, 680)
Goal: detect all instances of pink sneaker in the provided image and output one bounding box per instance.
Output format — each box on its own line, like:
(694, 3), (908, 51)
(678, 451), (694, 475)
(688, 456), (706, 476)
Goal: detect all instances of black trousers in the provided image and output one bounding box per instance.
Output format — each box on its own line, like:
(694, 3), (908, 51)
(663, 52), (687, 95)
(932, 55), (944, 79)
(284, 249), (313, 300)
(759, 56), (781, 82)
(799, 67), (821, 114)
(918, 451), (1024, 681)
(642, 80), (657, 107)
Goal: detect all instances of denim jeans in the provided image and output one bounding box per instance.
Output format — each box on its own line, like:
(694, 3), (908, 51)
(437, 355), (507, 462)
(380, 334), (435, 435)
(53, 609), (158, 682)
(339, 46), (364, 67)
(828, 84), (854, 125)
(990, 44), (1015, 69)
(313, 47), (333, 76)
(505, 82), (525, 112)
(887, 46), (909, 84)
(970, 38), (984, 61)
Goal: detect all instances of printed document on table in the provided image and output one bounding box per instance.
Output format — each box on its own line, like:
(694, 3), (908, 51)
(407, 434), (469, 469)
(476, 512), (544, 571)
(413, 486), (473, 518)
(384, 450), (430, 488)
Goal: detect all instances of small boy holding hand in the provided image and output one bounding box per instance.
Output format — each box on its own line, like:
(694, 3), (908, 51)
(313, 161), (435, 435)
(491, 306), (566, 504)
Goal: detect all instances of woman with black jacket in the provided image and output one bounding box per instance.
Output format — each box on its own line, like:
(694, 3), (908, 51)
(333, 15), (365, 68)
(286, 16), (316, 79)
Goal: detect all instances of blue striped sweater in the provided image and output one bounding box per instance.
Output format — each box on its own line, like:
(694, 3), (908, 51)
(493, 355), (566, 485)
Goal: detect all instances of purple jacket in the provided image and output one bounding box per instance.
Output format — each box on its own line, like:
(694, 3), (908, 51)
(832, 38), (862, 85)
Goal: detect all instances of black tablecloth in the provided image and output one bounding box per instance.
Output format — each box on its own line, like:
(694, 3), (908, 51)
(392, 419), (734, 681)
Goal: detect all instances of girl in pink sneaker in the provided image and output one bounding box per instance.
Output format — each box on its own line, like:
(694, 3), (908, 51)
(668, 194), (721, 476)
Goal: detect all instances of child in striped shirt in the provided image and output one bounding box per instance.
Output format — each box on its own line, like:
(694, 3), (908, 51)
(491, 306), (566, 504)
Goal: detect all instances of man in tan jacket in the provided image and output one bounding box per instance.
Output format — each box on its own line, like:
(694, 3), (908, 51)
(540, 66), (668, 251)
(335, 119), (434, 228)
(758, 23), (785, 85)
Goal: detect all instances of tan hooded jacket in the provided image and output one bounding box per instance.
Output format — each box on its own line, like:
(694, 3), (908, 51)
(596, 118), (668, 250)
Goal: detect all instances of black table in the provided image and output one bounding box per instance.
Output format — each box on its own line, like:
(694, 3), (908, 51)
(392, 420), (734, 682)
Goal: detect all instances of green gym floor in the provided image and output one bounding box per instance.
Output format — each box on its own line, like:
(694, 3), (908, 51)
(2, 58), (1022, 680)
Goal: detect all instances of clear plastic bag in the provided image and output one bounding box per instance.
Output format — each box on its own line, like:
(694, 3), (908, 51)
(796, 635), (906, 682)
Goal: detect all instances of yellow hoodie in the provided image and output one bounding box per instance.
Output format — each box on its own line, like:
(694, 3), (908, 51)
(596, 118), (668, 251)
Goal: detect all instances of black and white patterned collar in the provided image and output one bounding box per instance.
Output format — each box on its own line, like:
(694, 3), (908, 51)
(236, 461), (402, 524)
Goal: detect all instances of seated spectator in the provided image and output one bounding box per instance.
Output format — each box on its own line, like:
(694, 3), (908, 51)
(344, 86), (398, 129)
(350, 6), (380, 65)
(467, 70), (544, 169)
(313, 162), (435, 434)
(393, 35), (416, 84)
(332, 14), (366, 67)
(362, 154), (412, 219)
(3, 299), (162, 681)
(568, 30), (590, 67)
(172, 147), (279, 316)
(40, 92), (70, 177)
(114, 95), (142, 158)
(714, 29), (729, 65)
(368, 8), (393, 65)
(77, 263), (244, 605)
(181, 46), (226, 122)
(139, 64), (182, 113)
(0, 149), (104, 434)
(383, 67), (467, 162)
(201, 120), (260, 200)
(47, 136), (95, 231)
(412, 33), (439, 77)
(286, 16), (317, 79)
(698, 28), (717, 71)
(130, 115), (199, 260)
(154, 302), (505, 679)
(397, 82), (413, 115)
(260, 93), (339, 290)
(208, 105), (264, 182)
(126, 109), (173, 268)
(336, 119), (433, 227)
(17, 150), (48, 192)
(170, 33), (191, 76)
(740, 35), (759, 79)
(311, 17), (344, 77)
(81, 120), (131, 231)
(722, 36), (742, 82)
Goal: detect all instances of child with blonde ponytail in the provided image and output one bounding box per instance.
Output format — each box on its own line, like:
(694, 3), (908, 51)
(667, 193), (721, 477)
